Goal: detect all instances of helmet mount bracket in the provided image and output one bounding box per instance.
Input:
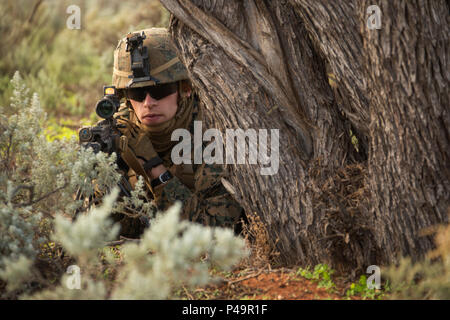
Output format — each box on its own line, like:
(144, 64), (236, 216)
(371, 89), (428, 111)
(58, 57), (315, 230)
(125, 31), (160, 87)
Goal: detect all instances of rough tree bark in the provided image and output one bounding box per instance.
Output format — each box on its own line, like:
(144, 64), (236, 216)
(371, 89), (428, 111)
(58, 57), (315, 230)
(159, 0), (449, 271)
(359, 0), (449, 262)
(290, 0), (370, 155)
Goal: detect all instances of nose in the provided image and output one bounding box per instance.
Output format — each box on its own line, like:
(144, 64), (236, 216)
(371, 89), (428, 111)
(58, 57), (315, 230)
(143, 92), (157, 108)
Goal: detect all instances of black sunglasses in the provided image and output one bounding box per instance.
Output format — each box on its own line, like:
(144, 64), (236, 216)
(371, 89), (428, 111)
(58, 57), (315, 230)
(126, 82), (178, 102)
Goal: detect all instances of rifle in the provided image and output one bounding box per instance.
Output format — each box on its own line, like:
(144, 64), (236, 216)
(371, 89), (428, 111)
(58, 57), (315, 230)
(77, 85), (133, 199)
(75, 86), (154, 229)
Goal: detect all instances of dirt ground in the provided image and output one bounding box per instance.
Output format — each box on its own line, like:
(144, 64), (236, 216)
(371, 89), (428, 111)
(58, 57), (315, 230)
(174, 213), (378, 300)
(180, 267), (364, 300)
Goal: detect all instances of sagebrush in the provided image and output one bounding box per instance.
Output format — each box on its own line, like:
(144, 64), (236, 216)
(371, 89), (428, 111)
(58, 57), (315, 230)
(0, 73), (248, 299)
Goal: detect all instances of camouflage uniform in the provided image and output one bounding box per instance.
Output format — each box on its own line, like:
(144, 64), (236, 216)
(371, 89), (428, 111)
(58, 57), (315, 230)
(116, 101), (243, 230)
(111, 28), (243, 234)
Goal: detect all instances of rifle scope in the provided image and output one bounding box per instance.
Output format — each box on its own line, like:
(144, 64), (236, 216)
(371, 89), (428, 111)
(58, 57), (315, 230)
(95, 86), (120, 119)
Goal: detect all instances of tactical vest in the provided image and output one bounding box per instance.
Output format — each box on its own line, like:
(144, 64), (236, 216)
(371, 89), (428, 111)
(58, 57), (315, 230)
(117, 97), (202, 195)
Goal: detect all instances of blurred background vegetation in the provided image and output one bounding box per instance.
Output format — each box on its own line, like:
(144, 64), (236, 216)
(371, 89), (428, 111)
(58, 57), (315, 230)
(0, 0), (169, 139)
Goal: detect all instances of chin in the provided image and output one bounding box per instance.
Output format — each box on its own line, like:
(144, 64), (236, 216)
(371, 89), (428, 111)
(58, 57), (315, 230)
(143, 118), (166, 126)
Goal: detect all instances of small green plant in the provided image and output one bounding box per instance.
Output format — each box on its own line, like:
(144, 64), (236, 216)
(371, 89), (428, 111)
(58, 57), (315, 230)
(297, 263), (336, 291)
(44, 118), (78, 142)
(349, 129), (359, 152)
(345, 275), (389, 299)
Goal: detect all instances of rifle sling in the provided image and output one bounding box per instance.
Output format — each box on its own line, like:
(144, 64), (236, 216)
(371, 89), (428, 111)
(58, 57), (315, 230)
(118, 135), (156, 199)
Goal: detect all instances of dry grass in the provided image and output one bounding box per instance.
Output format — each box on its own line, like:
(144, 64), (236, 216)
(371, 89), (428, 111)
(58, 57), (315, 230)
(239, 212), (280, 269)
(384, 215), (449, 299)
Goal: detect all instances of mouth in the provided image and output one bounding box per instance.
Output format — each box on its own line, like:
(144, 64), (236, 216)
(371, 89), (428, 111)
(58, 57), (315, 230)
(143, 114), (162, 120)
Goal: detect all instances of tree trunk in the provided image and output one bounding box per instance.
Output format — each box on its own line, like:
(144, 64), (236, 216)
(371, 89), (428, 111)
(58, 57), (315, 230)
(360, 0), (449, 263)
(159, 0), (449, 271)
(290, 0), (370, 155)
(285, 0), (449, 264)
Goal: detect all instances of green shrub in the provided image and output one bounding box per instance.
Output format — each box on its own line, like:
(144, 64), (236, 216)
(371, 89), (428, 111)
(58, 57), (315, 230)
(0, 0), (169, 118)
(0, 73), (248, 299)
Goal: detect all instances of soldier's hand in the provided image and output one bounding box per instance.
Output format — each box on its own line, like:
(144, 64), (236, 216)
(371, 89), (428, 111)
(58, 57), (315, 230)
(116, 119), (164, 175)
(125, 126), (158, 163)
(130, 134), (167, 179)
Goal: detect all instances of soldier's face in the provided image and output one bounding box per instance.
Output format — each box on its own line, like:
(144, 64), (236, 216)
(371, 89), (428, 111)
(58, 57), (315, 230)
(130, 90), (178, 126)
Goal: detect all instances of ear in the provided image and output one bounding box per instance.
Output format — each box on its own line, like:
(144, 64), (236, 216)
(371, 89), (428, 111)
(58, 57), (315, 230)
(183, 87), (191, 98)
(180, 80), (192, 98)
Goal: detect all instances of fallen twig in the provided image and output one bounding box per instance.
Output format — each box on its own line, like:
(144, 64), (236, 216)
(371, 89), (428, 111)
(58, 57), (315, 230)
(226, 269), (264, 285)
(106, 236), (141, 246)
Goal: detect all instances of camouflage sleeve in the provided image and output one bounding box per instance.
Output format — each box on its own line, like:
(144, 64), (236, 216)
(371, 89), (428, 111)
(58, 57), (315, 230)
(152, 163), (243, 229)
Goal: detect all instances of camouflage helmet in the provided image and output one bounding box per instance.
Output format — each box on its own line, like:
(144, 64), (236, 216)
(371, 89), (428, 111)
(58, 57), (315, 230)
(112, 28), (188, 89)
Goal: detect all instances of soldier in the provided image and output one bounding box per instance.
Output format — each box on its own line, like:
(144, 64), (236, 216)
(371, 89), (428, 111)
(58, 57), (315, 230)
(111, 28), (244, 237)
